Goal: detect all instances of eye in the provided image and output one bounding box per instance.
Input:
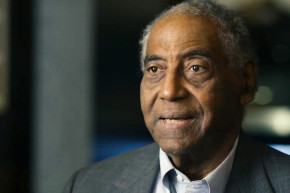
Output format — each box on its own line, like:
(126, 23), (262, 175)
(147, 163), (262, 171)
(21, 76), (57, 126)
(190, 65), (204, 72)
(148, 66), (158, 73)
(185, 58), (211, 82)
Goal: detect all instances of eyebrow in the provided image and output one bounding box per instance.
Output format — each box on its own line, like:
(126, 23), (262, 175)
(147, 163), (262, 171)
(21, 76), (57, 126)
(143, 55), (165, 66)
(178, 49), (211, 59)
(143, 49), (212, 67)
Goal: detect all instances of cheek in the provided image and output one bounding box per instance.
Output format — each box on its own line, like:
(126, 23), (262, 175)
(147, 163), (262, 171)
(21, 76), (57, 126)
(192, 81), (232, 120)
(200, 79), (242, 128)
(140, 79), (159, 113)
(140, 80), (155, 124)
(140, 82), (147, 114)
(191, 81), (218, 109)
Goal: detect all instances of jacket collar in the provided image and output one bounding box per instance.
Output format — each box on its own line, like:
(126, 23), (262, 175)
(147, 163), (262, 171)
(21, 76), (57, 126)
(225, 131), (274, 193)
(108, 131), (275, 193)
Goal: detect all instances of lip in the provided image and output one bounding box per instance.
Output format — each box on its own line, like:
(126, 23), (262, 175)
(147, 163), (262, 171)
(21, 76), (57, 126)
(158, 112), (197, 129)
(159, 118), (195, 130)
(159, 111), (195, 119)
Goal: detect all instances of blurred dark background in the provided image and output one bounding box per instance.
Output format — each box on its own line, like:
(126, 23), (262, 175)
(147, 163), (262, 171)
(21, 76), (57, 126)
(0, 0), (289, 192)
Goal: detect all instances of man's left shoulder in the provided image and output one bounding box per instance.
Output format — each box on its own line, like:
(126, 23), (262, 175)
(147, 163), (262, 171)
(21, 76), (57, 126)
(256, 139), (290, 191)
(228, 133), (290, 192)
(240, 132), (290, 165)
(259, 141), (290, 170)
(261, 142), (289, 158)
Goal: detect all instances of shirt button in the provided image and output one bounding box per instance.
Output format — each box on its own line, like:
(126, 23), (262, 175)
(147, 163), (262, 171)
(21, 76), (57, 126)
(177, 174), (183, 182)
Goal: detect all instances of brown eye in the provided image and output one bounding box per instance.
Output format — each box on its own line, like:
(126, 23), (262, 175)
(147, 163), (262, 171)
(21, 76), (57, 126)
(148, 66), (158, 73)
(191, 65), (201, 72)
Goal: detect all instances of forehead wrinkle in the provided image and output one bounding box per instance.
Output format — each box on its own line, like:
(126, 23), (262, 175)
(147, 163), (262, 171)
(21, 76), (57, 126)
(158, 40), (212, 63)
(157, 26), (215, 51)
(147, 15), (224, 66)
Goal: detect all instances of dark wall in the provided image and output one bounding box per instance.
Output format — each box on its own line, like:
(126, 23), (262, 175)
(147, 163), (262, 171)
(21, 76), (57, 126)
(0, 0), (33, 193)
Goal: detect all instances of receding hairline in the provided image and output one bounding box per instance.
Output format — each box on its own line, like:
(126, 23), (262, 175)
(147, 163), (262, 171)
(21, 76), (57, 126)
(140, 7), (231, 70)
(139, 0), (257, 71)
(142, 13), (229, 66)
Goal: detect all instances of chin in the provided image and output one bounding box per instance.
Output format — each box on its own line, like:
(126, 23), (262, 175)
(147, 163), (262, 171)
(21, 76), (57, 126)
(158, 138), (194, 155)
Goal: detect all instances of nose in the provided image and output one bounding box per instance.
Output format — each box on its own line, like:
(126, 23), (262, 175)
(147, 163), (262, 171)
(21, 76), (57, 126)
(159, 71), (188, 101)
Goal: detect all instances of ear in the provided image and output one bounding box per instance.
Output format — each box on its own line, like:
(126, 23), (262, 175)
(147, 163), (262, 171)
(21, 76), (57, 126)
(240, 61), (258, 105)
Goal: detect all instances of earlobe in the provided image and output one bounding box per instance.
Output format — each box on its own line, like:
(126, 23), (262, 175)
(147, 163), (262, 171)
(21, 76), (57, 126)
(240, 61), (258, 105)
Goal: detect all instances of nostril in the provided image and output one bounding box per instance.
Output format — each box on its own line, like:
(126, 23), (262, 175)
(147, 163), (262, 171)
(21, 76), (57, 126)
(160, 84), (188, 101)
(159, 72), (188, 101)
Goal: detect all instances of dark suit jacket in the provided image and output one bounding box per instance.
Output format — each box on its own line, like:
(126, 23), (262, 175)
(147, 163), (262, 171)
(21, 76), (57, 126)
(63, 132), (290, 193)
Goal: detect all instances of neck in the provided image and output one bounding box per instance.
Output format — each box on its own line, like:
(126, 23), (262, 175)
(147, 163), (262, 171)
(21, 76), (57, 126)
(168, 131), (239, 181)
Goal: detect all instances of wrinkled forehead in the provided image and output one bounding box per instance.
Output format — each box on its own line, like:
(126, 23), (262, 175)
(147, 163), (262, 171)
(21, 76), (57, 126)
(146, 14), (224, 59)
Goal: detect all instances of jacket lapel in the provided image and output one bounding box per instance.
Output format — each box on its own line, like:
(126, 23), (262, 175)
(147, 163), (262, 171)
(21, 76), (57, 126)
(108, 143), (160, 193)
(225, 132), (274, 193)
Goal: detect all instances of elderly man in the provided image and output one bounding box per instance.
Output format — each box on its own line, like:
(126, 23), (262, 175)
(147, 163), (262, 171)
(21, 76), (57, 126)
(64, 0), (290, 192)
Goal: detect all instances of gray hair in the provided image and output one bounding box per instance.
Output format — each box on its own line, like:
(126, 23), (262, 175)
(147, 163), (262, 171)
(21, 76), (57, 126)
(139, 0), (257, 71)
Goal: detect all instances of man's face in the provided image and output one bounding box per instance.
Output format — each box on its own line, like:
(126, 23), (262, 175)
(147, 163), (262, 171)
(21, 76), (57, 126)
(140, 15), (249, 156)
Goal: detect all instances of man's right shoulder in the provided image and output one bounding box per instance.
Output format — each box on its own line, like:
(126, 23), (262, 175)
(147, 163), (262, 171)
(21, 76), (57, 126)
(84, 142), (158, 172)
(63, 142), (159, 193)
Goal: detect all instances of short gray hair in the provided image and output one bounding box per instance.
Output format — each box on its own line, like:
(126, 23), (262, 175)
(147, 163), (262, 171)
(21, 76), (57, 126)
(139, 0), (257, 71)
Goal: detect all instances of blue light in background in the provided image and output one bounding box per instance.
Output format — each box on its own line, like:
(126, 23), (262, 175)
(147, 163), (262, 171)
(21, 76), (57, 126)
(92, 136), (153, 161)
(269, 144), (290, 155)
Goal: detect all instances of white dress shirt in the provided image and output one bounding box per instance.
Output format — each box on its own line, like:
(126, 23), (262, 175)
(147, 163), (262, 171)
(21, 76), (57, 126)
(153, 137), (239, 193)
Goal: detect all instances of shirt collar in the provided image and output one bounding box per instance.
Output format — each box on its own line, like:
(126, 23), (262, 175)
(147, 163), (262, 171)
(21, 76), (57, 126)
(159, 136), (239, 193)
(159, 147), (175, 182)
(204, 137), (239, 193)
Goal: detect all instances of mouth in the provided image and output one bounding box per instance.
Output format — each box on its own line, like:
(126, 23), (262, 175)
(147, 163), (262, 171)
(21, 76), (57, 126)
(158, 112), (197, 129)
(159, 118), (195, 130)
(160, 118), (193, 122)
(159, 111), (196, 120)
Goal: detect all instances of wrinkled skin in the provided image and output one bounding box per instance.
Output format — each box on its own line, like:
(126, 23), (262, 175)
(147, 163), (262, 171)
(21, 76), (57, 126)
(140, 15), (256, 179)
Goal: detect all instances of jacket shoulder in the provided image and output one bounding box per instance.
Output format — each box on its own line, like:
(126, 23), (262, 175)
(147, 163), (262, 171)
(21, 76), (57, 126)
(63, 142), (159, 193)
(84, 142), (158, 173)
(226, 132), (290, 193)
(258, 142), (290, 192)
